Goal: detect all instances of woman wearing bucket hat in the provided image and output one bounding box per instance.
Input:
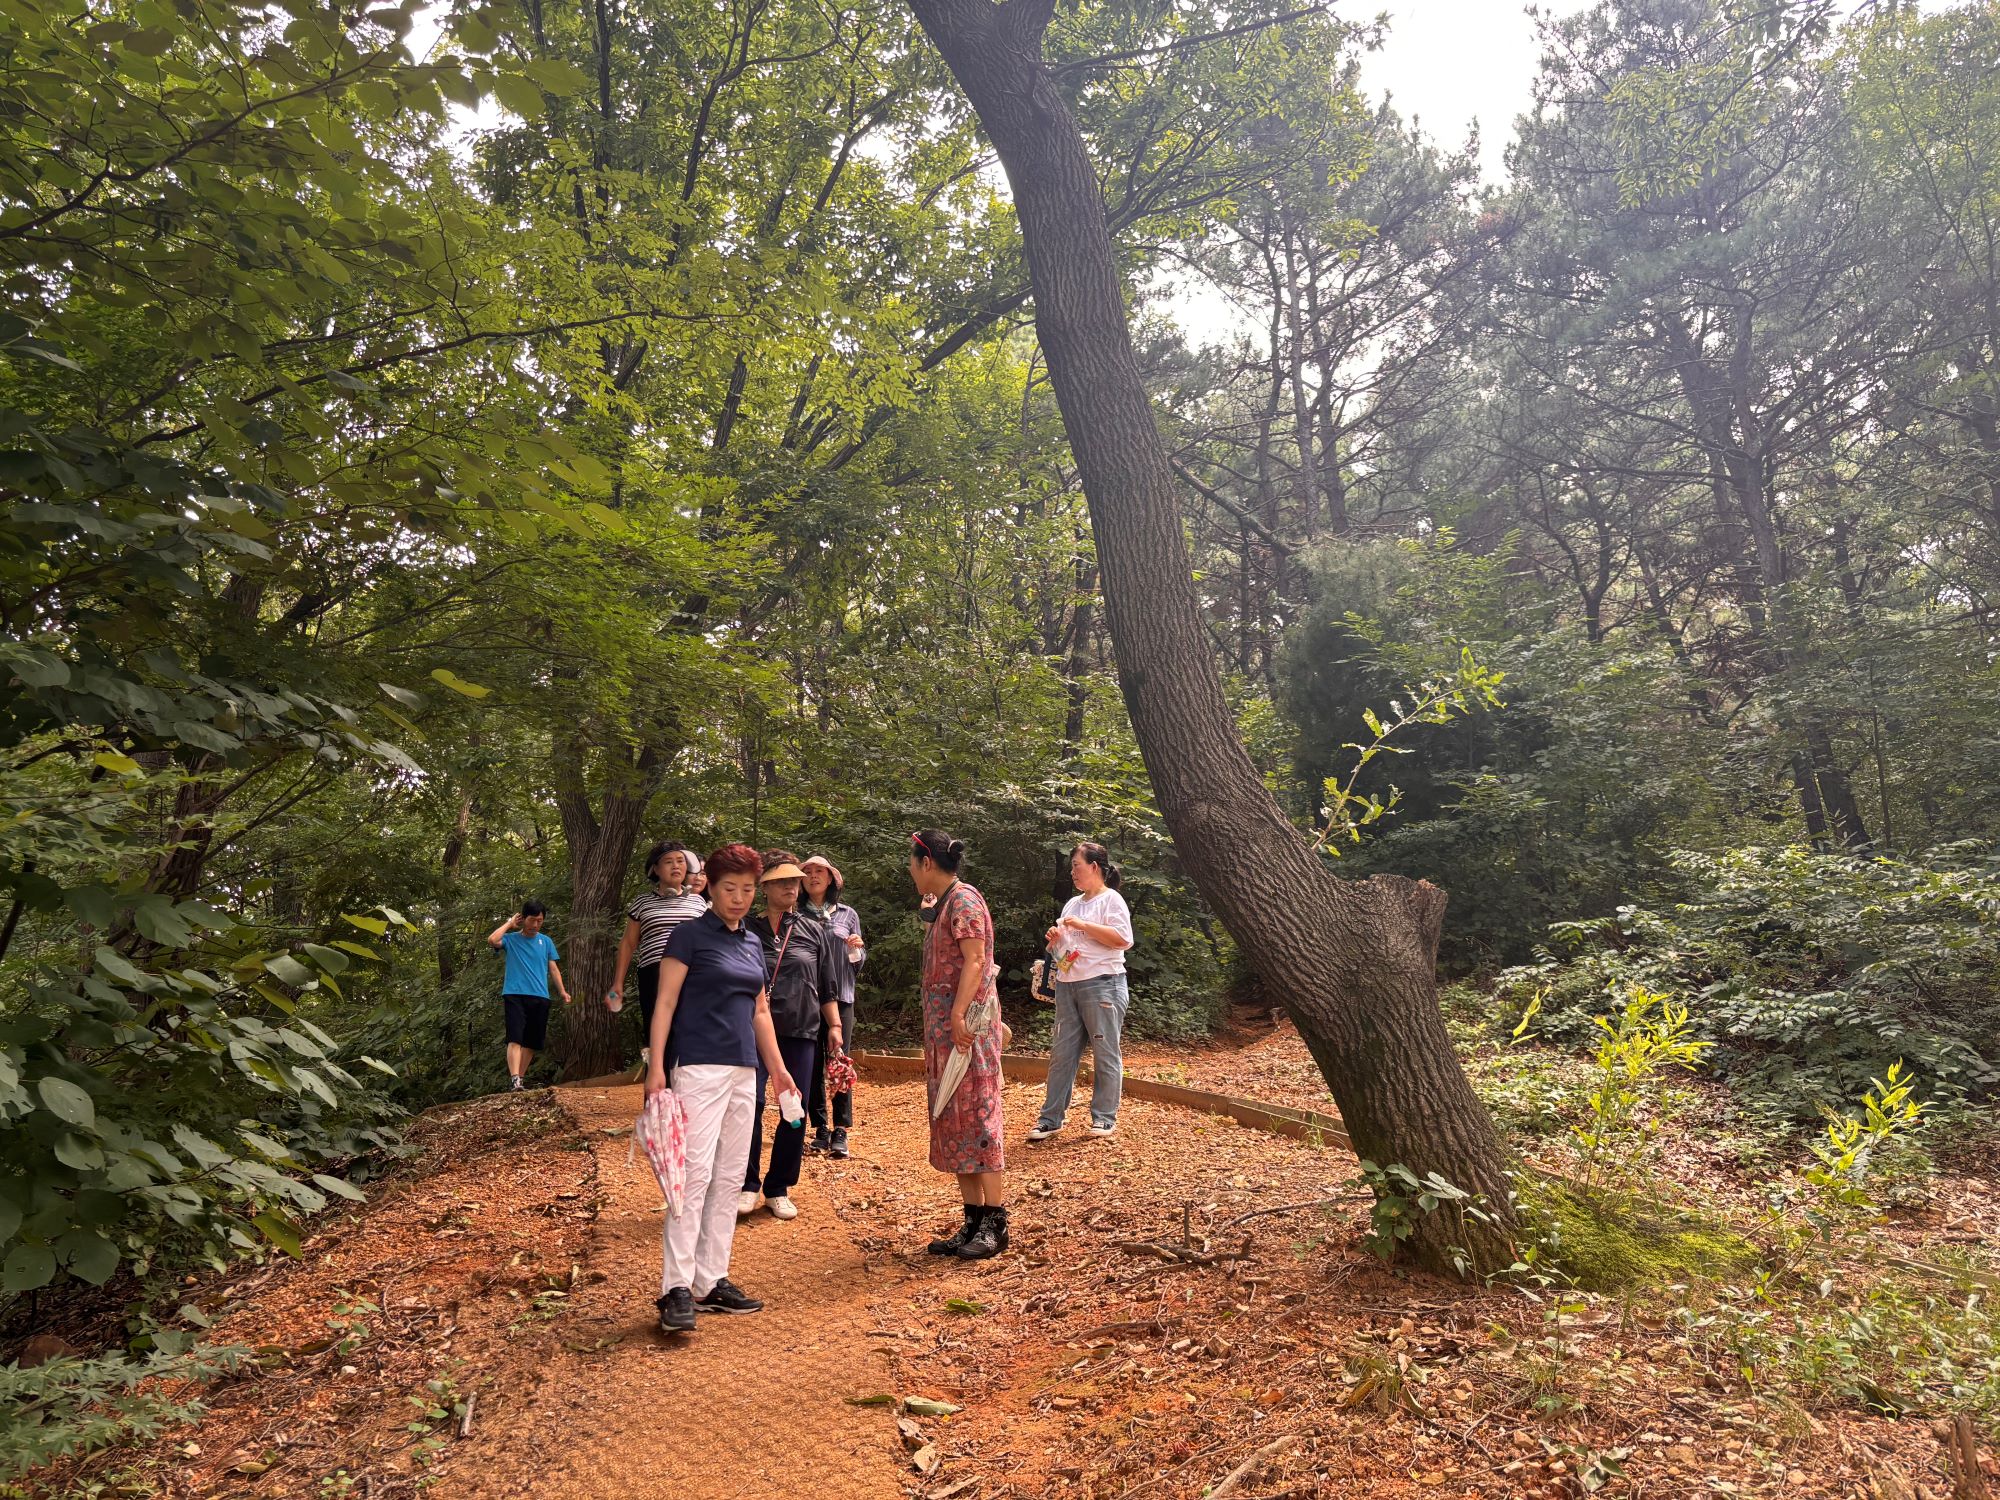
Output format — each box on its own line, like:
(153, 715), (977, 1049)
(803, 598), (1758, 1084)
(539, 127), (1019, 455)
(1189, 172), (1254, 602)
(738, 850), (843, 1220)
(800, 854), (865, 1158)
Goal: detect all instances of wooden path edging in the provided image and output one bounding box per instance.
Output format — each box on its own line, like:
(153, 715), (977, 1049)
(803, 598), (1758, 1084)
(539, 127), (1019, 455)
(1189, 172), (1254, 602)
(852, 1049), (1353, 1152)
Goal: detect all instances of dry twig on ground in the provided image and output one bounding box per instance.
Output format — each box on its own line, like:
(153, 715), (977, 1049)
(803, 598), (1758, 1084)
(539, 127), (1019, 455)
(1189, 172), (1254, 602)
(1205, 1435), (1297, 1499)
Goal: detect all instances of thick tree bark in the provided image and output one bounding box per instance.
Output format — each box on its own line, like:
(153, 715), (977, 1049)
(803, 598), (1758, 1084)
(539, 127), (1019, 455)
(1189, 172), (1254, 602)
(552, 742), (662, 1080)
(905, 0), (1517, 1272)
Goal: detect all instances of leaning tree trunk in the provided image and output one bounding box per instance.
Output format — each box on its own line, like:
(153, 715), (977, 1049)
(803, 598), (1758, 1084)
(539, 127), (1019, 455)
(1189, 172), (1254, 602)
(905, 0), (1517, 1272)
(552, 742), (662, 1080)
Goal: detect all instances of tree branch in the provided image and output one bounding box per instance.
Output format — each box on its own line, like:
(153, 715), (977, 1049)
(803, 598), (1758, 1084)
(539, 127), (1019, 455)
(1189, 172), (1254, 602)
(1054, 5), (1328, 76)
(134, 306), (735, 447)
(1172, 459), (1299, 556)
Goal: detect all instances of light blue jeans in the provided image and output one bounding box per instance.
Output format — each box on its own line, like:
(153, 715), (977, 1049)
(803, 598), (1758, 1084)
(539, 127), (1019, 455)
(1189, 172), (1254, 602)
(1036, 973), (1129, 1132)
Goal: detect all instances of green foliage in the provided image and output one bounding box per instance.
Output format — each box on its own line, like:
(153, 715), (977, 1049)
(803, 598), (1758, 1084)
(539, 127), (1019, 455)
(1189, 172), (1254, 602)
(1353, 1160), (1520, 1280)
(7, 0), (1999, 1470)
(1496, 846), (2000, 1119)
(1311, 644), (1506, 856)
(1563, 986), (1710, 1199)
(1666, 1068), (1993, 1425)
(1684, 1274), (2000, 1425)
(1756, 1062), (1929, 1276)
(0, 894), (409, 1298)
(0, 0), (572, 1317)
(1355, 1160), (1474, 1265)
(0, 1347), (241, 1479)
(1275, 539), (1735, 969)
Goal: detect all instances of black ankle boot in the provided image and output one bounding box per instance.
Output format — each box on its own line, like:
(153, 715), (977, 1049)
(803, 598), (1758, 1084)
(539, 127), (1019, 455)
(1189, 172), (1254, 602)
(956, 1204), (1008, 1260)
(927, 1203), (982, 1256)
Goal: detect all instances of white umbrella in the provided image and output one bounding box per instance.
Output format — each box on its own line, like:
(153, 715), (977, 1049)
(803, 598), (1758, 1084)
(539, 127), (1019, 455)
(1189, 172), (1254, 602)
(932, 965), (1002, 1120)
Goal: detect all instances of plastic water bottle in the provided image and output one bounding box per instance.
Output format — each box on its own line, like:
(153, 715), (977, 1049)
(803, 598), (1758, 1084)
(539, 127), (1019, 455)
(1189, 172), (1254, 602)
(778, 1088), (805, 1126)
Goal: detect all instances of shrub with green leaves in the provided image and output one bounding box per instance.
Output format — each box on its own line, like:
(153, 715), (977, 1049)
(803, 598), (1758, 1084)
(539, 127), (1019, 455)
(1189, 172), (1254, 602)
(0, 0), (577, 1312)
(0, 1347), (241, 1480)
(0, 890), (409, 1301)
(1495, 845), (2000, 1119)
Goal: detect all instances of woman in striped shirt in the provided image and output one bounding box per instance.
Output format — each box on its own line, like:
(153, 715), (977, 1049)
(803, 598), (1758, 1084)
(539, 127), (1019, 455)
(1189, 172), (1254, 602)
(608, 841), (710, 1037)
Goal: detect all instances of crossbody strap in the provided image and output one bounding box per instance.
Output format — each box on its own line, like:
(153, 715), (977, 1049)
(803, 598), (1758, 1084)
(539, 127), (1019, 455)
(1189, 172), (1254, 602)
(767, 914), (802, 990)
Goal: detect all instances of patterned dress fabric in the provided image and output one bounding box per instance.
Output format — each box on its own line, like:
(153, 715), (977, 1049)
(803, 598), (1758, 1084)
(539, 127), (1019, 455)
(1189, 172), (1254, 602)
(920, 883), (1006, 1174)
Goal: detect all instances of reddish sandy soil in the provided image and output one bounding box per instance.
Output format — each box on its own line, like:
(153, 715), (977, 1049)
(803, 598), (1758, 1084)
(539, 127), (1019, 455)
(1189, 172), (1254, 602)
(27, 1030), (1999, 1499)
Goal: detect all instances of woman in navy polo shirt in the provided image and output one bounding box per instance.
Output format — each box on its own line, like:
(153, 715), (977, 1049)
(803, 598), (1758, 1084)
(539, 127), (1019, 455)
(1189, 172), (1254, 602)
(644, 844), (800, 1335)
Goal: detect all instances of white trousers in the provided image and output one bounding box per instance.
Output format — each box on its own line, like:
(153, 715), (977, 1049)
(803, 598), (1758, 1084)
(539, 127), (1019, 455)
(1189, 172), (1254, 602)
(662, 1063), (756, 1298)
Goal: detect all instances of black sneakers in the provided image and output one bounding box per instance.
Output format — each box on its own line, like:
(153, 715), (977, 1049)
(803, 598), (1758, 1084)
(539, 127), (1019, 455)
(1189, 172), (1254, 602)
(656, 1287), (696, 1333)
(805, 1129), (831, 1155)
(696, 1278), (763, 1315)
(956, 1204), (1009, 1261)
(827, 1128), (850, 1160)
(927, 1203), (982, 1256)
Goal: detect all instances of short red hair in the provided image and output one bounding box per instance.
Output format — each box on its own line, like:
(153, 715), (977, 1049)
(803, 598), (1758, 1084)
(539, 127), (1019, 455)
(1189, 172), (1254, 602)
(704, 843), (764, 883)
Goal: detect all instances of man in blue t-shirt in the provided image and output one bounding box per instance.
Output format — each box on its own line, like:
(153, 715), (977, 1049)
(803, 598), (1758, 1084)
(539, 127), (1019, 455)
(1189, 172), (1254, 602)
(486, 900), (573, 1091)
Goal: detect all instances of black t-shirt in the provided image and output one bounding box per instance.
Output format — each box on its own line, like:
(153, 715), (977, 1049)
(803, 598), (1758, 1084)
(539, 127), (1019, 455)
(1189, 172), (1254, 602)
(757, 910), (842, 1039)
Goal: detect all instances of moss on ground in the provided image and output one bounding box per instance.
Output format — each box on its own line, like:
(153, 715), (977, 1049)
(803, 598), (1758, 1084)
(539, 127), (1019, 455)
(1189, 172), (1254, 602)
(1520, 1178), (1759, 1290)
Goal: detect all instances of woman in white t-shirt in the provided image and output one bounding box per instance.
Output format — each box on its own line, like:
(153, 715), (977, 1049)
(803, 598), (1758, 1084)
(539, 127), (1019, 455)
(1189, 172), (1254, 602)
(1027, 843), (1134, 1142)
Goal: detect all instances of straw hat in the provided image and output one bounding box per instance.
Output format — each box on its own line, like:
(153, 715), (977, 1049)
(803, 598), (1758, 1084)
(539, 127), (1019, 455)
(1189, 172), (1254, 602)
(760, 861), (807, 883)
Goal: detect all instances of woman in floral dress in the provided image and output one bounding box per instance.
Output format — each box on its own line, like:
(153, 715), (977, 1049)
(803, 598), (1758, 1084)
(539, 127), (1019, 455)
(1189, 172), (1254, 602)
(908, 827), (1008, 1260)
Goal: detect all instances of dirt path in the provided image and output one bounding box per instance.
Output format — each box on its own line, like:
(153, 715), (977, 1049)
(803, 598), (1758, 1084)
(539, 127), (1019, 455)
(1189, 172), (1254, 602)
(35, 1047), (1978, 1499)
(455, 1083), (905, 1500)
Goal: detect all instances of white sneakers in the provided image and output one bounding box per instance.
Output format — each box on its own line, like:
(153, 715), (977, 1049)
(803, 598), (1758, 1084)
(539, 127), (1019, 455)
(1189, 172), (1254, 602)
(736, 1190), (762, 1216)
(766, 1196), (798, 1221)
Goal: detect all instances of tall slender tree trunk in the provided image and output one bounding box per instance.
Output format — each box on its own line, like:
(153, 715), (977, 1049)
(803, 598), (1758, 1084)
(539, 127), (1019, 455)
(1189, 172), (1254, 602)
(1059, 557), (1098, 758)
(438, 793), (475, 988)
(1280, 215), (1320, 537)
(905, 0), (1516, 1272)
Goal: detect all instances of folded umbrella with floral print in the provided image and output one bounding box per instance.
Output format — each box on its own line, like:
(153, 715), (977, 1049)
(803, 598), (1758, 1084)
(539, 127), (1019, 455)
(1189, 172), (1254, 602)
(631, 1088), (689, 1216)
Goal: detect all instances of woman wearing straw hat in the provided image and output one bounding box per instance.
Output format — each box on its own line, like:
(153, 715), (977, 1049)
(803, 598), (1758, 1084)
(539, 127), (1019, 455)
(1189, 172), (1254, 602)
(908, 828), (1008, 1260)
(738, 850), (842, 1221)
(801, 853), (864, 1159)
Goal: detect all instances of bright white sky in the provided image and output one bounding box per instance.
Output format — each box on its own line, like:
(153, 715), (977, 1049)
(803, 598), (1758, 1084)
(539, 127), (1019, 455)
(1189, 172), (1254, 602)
(1353, 0), (1555, 184)
(1351, 0), (1947, 184)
